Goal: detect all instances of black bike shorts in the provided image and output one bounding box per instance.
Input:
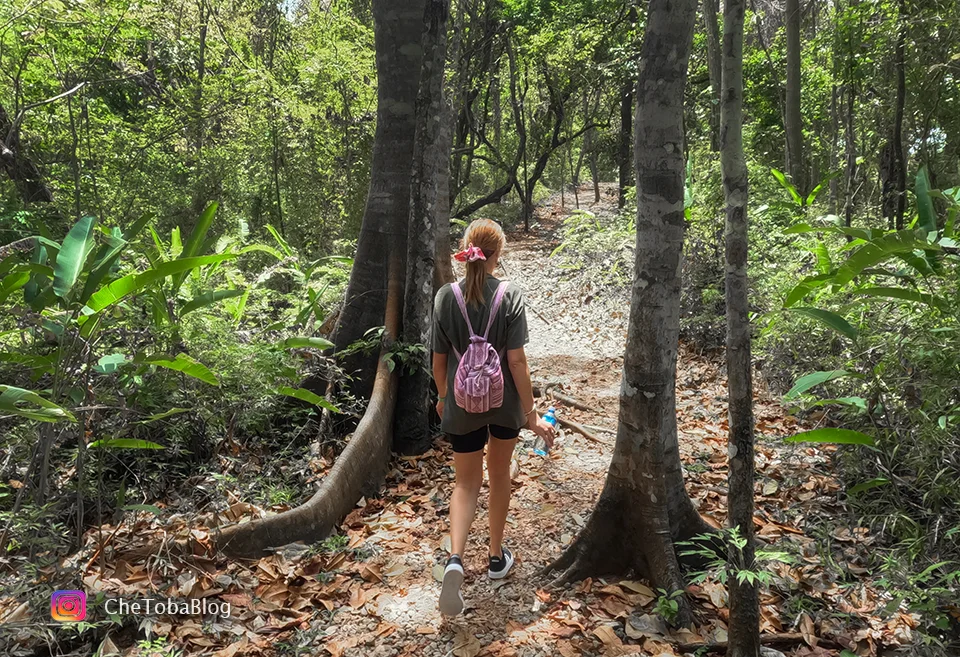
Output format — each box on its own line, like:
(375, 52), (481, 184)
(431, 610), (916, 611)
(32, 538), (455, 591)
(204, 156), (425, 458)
(447, 424), (521, 453)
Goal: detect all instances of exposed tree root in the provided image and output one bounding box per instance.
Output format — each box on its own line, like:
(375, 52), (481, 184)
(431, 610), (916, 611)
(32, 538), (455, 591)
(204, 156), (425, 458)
(557, 417), (606, 445)
(214, 275), (402, 558)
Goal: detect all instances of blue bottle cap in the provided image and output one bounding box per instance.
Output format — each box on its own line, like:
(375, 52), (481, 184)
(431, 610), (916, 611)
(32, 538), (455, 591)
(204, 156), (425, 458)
(548, 406), (556, 413)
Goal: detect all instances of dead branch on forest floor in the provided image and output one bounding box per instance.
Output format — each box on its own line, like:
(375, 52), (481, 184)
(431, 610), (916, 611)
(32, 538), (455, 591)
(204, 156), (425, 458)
(557, 417), (607, 445)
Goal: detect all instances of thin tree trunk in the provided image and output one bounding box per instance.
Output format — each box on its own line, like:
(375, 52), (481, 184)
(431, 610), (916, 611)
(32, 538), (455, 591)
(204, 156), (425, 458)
(892, 0), (906, 230)
(618, 80), (634, 208)
(843, 83), (857, 229)
(720, 0), (760, 650)
(328, 0), (426, 399)
(829, 84), (839, 213)
(547, 0), (711, 626)
(703, 0), (722, 152)
(0, 102), (54, 204)
(434, 98), (457, 293)
(785, 0), (804, 194)
(396, 0), (450, 456)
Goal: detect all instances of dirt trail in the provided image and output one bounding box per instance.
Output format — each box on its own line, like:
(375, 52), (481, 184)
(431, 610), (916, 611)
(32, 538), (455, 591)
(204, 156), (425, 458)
(43, 185), (905, 657)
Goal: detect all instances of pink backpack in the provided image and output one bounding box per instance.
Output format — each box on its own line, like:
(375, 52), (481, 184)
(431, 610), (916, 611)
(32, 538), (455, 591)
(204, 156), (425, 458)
(450, 281), (509, 414)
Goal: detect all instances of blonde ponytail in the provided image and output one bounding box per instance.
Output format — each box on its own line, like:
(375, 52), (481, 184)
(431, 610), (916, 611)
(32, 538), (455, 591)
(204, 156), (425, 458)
(459, 219), (506, 306)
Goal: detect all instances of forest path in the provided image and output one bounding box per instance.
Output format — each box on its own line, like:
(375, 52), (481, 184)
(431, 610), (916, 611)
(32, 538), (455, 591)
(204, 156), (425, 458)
(314, 187), (819, 657)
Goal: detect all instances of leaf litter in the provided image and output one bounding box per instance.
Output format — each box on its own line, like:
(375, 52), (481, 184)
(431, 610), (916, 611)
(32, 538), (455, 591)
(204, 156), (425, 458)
(0, 185), (922, 656)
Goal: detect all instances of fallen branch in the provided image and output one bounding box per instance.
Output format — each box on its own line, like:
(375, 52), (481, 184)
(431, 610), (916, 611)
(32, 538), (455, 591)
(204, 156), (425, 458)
(674, 632), (840, 654)
(548, 387), (592, 412)
(557, 417), (606, 445)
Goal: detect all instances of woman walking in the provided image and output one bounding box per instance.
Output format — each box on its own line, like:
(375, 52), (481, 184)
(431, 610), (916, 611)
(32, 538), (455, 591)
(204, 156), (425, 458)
(432, 218), (555, 617)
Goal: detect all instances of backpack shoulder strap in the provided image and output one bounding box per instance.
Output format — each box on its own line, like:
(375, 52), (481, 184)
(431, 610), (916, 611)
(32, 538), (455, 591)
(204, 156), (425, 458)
(482, 282), (510, 340)
(450, 281), (476, 337)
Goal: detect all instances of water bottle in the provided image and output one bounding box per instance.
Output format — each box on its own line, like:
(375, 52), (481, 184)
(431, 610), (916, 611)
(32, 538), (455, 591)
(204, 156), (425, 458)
(534, 407), (558, 456)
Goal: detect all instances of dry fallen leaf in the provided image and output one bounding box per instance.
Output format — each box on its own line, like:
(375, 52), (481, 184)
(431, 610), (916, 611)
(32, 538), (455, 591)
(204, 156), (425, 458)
(800, 612), (817, 647)
(349, 585), (367, 609)
(453, 626), (482, 657)
(593, 624), (622, 647)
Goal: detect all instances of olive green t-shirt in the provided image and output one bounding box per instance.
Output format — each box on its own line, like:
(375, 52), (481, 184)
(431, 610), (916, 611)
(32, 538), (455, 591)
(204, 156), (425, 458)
(432, 275), (529, 435)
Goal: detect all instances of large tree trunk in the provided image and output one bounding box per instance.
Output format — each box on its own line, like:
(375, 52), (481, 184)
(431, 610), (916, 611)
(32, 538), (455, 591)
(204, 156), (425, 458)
(216, 259), (403, 557)
(547, 0), (711, 626)
(396, 0), (450, 456)
(703, 0), (722, 152)
(720, 0), (760, 651)
(0, 103), (55, 204)
(785, 0), (805, 194)
(618, 80), (634, 208)
(434, 100), (456, 293)
(329, 0), (426, 398)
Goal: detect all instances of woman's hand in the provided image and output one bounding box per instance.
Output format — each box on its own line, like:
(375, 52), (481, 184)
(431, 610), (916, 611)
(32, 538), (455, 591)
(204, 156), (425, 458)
(526, 412), (556, 448)
(435, 398), (445, 420)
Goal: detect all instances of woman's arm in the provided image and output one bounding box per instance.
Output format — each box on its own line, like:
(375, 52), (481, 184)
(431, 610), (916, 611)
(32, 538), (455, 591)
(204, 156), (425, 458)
(433, 352), (448, 418)
(507, 346), (556, 446)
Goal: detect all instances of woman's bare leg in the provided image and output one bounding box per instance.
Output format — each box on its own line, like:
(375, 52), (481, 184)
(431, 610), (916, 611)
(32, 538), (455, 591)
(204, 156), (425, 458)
(450, 448), (485, 557)
(485, 437), (517, 558)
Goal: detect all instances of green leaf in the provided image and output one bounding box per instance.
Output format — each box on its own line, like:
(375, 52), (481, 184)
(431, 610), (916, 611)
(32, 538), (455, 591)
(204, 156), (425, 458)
(785, 428), (875, 446)
(0, 385), (76, 423)
(278, 386), (340, 412)
(783, 274), (833, 307)
(139, 407), (191, 423)
(0, 271), (30, 304)
(771, 168), (802, 206)
(89, 438), (165, 449)
(83, 255), (235, 315)
(171, 202), (218, 293)
(915, 166), (937, 235)
(855, 286), (946, 310)
(280, 337), (335, 350)
(848, 477), (891, 495)
(833, 231), (940, 288)
(181, 289), (245, 315)
(25, 238), (49, 303)
(121, 504), (163, 515)
(814, 240), (832, 275)
(79, 234), (129, 305)
(266, 223), (293, 257)
(807, 397), (868, 411)
(122, 212), (154, 241)
(806, 181), (826, 206)
(239, 244), (285, 260)
(143, 353), (219, 386)
(788, 307), (858, 340)
(784, 370), (853, 400)
(53, 216), (97, 300)
(784, 222), (817, 234)
(94, 353), (128, 374)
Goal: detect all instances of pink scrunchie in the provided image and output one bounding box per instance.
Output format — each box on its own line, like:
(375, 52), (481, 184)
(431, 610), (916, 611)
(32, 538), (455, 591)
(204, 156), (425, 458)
(454, 243), (487, 263)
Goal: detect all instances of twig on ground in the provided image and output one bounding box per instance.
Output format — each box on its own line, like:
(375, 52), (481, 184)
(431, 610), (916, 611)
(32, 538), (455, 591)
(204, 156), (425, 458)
(675, 632), (839, 654)
(557, 417), (606, 445)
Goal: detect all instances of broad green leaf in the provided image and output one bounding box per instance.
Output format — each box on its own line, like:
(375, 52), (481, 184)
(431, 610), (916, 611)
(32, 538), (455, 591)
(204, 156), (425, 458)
(896, 252), (936, 277)
(266, 224), (294, 257)
(855, 286), (946, 310)
(784, 370), (853, 400)
(0, 352), (56, 374)
(278, 386), (340, 412)
(833, 231), (940, 288)
(79, 235), (129, 305)
(808, 397), (868, 411)
(785, 428), (874, 446)
(181, 289), (245, 315)
(806, 181), (826, 206)
(239, 244), (285, 260)
(848, 477), (891, 495)
(171, 202), (218, 293)
(783, 274), (832, 308)
(122, 212), (154, 241)
(53, 216), (97, 299)
(144, 353), (219, 386)
(170, 226), (183, 257)
(25, 239), (49, 303)
(89, 438), (165, 449)
(814, 240), (832, 275)
(95, 353), (128, 374)
(83, 255), (235, 315)
(784, 222), (817, 235)
(0, 271), (30, 303)
(915, 166), (937, 235)
(788, 307), (858, 340)
(280, 337), (335, 350)
(0, 385), (75, 423)
(771, 168), (802, 205)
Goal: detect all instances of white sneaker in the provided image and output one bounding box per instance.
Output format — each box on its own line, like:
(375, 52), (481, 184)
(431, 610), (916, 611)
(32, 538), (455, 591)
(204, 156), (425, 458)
(438, 555), (465, 616)
(488, 546), (514, 580)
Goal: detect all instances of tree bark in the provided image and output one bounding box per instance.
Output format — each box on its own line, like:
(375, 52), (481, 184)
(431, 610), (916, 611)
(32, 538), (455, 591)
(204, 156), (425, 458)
(703, 0), (722, 152)
(720, 0), (760, 651)
(546, 0), (711, 626)
(618, 79), (634, 208)
(785, 0), (804, 194)
(0, 102), (54, 204)
(329, 0), (426, 399)
(396, 0), (450, 455)
(892, 0), (907, 230)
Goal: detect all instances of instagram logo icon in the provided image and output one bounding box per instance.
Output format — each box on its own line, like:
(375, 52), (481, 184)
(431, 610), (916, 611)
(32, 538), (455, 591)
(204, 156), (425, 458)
(51, 590), (86, 622)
